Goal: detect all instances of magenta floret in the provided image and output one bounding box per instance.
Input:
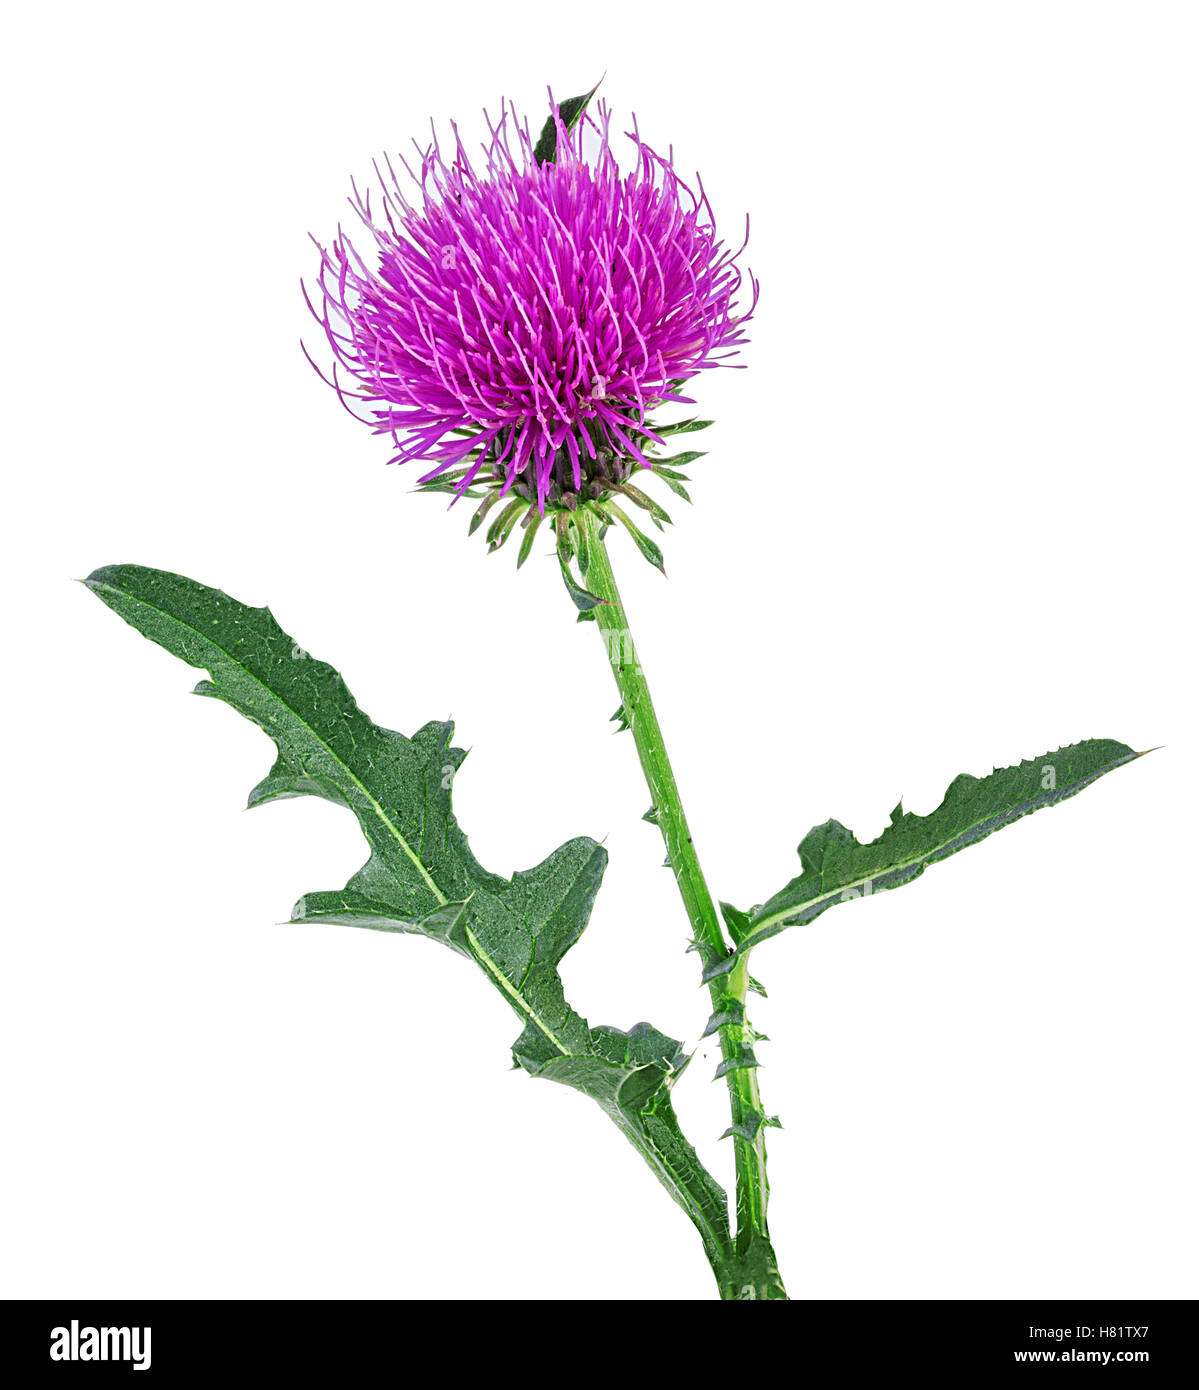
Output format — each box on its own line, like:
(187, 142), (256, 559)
(308, 98), (755, 510)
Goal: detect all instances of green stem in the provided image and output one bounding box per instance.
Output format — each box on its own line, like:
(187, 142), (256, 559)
(576, 505), (787, 1300)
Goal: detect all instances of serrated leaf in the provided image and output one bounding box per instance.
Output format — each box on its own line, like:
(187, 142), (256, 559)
(85, 564), (731, 1266)
(723, 739), (1144, 963)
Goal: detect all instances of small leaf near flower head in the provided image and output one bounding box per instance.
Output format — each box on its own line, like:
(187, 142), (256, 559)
(469, 490), (503, 536)
(606, 502), (666, 575)
(654, 474), (692, 503)
(486, 499), (526, 551)
(612, 482), (672, 530)
(533, 79), (603, 166)
(654, 418), (715, 438)
(651, 451), (708, 469)
(516, 510), (544, 569)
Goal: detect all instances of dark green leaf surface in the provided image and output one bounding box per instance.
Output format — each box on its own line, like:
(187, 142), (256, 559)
(533, 81), (601, 165)
(712, 739), (1143, 970)
(86, 564), (730, 1265)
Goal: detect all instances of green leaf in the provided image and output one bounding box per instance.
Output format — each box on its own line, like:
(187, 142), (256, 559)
(720, 1110), (781, 1144)
(85, 564), (730, 1265)
(575, 506), (600, 573)
(558, 554), (604, 613)
(714, 1047), (759, 1079)
(516, 508), (543, 568)
(653, 418), (714, 438)
(605, 501), (666, 574)
(533, 81), (601, 166)
(650, 451), (707, 469)
(614, 481), (672, 529)
(654, 474), (693, 503)
(720, 902), (752, 945)
(712, 739), (1144, 970)
(702, 997), (744, 1038)
(469, 489), (503, 535)
(486, 497), (525, 550)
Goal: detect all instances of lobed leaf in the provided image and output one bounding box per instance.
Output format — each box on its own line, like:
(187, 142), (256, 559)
(85, 564), (730, 1262)
(709, 739), (1144, 973)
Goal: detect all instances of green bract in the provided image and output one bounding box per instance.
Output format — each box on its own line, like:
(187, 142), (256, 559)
(422, 416), (711, 576)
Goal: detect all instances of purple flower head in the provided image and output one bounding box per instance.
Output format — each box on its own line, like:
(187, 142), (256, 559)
(308, 95), (755, 526)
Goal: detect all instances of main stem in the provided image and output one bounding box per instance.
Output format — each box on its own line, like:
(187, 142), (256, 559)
(578, 507), (787, 1300)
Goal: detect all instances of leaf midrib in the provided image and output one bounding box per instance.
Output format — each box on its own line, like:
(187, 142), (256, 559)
(463, 922), (570, 1056)
(89, 578), (448, 909)
(100, 581), (611, 1069)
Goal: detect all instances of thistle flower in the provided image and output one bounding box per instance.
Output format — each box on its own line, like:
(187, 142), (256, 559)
(307, 91), (755, 564)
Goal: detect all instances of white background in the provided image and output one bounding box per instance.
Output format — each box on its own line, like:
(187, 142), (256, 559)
(2, 1), (1195, 1301)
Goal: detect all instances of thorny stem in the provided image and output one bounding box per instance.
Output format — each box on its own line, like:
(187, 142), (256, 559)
(577, 506), (787, 1300)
